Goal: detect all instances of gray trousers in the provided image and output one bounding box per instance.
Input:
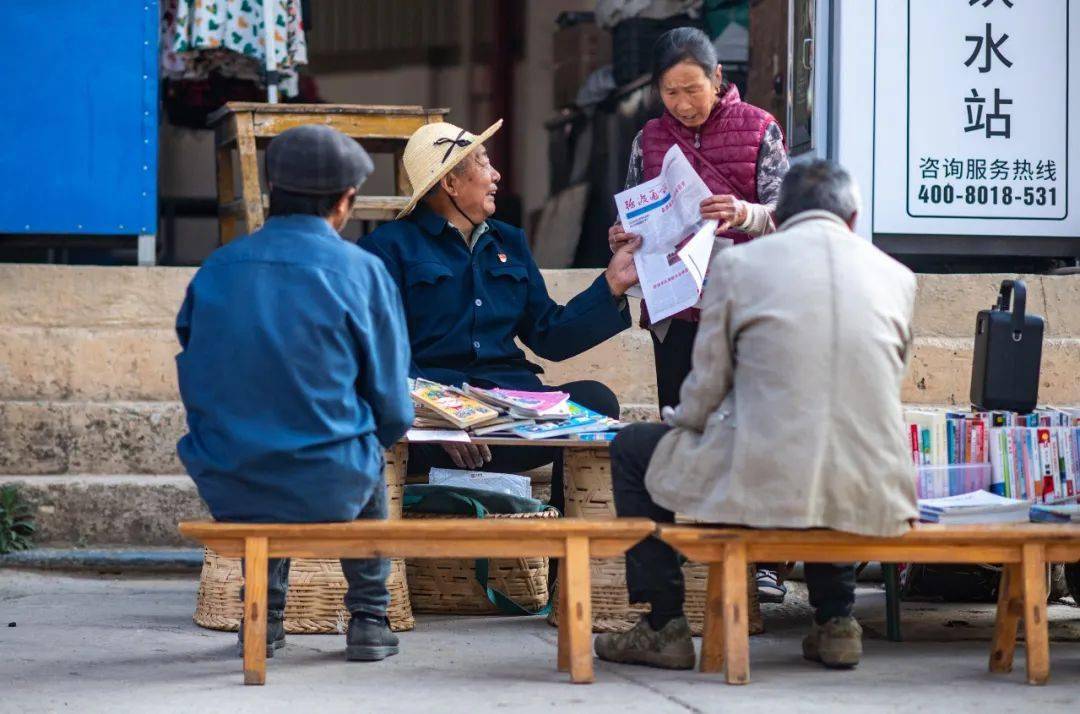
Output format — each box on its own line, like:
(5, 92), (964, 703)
(243, 478), (390, 621)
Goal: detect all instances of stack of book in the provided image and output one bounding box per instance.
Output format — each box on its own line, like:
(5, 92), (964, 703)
(1030, 503), (1080, 523)
(411, 379), (502, 430)
(409, 379), (622, 440)
(904, 407), (1080, 503)
(988, 425), (1080, 502)
(917, 490), (1032, 525)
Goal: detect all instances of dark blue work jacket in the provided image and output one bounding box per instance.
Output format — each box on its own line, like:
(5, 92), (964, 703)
(175, 215), (414, 523)
(359, 204), (630, 389)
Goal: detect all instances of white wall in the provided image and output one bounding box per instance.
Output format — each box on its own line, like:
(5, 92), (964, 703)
(832, 0), (876, 240)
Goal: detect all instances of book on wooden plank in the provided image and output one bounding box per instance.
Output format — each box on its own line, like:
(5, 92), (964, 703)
(410, 379), (500, 429)
(1030, 504), (1080, 523)
(508, 402), (622, 440)
(462, 384), (570, 418)
(917, 490), (1030, 524)
(471, 418), (537, 436)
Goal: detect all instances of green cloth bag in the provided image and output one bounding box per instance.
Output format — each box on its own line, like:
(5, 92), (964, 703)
(402, 484), (557, 616)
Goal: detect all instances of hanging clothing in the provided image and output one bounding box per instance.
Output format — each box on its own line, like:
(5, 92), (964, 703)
(161, 0), (309, 98)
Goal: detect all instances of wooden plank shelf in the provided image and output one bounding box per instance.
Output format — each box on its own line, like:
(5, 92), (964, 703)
(211, 102), (446, 243)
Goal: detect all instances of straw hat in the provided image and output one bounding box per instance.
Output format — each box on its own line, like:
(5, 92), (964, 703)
(397, 119), (503, 218)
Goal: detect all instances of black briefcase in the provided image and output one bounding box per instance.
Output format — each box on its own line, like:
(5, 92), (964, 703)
(969, 280), (1044, 413)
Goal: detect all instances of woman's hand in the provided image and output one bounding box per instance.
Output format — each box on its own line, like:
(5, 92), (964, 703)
(700, 194), (748, 233)
(441, 442), (492, 469)
(608, 221), (640, 254)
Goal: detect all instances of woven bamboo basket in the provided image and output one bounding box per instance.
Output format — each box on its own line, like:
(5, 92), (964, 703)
(405, 509), (557, 615)
(192, 444), (415, 633)
(554, 446), (764, 635)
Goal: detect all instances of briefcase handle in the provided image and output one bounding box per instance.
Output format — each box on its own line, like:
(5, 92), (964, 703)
(995, 279), (1027, 341)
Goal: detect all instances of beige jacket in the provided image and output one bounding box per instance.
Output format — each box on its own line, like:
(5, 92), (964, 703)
(644, 210), (919, 536)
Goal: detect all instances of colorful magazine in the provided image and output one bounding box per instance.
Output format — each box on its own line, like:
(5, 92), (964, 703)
(508, 402), (621, 440)
(411, 379), (500, 429)
(463, 384), (570, 418)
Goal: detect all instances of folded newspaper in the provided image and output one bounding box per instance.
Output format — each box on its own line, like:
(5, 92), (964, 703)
(428, 468), (532, 499)
(614, 145), (718, 322)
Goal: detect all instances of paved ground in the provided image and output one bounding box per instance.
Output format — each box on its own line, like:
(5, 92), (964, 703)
(2, 569), (1079, 713)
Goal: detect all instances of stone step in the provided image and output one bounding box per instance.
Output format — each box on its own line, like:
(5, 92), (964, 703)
(0, 400), (660, 475)
(1, 467), (554, 548)
(6, 325), (1080, 407)
(0, 546), (202, 572)
(0, 475), (208, 547)
(4, 332), (1080, 476)
(4, 266), (1079, 337)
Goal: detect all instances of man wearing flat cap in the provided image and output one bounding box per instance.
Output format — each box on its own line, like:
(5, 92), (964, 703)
(176, 124), (413, 662)
(360, 120), (639, 508)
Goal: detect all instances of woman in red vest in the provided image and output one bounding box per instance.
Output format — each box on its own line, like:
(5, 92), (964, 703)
(609, 26), (790, 602)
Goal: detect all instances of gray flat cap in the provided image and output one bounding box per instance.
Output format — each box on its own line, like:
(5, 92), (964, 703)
(266, 124), (375, 195)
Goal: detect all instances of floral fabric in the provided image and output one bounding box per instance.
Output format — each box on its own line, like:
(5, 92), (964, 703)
(161, 0), (308, 97)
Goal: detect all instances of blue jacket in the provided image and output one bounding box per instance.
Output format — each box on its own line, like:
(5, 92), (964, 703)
(175, 215), (414, 523)
(358, 204), (631, 389)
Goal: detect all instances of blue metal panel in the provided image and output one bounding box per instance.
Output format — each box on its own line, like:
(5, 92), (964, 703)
(0, 0), (158, 235)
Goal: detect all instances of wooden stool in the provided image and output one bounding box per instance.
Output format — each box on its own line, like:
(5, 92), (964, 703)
(207, 102), (448, 243)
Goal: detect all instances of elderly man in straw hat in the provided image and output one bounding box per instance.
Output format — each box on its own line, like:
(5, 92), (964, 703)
(360, 119), (640, 507)
(176, 125), (413, 663)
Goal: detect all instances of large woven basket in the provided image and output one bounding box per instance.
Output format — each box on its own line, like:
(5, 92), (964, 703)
(556, 446), (764, 635)
(192, 444), (415, 633)
(405, 509), (557, 615)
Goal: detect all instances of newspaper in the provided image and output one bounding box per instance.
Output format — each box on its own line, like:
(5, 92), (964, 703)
(428, 468), (532, 499)
(614, 145), (717, 322)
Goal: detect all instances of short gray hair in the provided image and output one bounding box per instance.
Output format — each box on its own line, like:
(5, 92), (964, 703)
(773, 159), (861, 226)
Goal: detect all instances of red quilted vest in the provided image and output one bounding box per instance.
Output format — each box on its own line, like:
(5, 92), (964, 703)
(639, 85), (775, 323)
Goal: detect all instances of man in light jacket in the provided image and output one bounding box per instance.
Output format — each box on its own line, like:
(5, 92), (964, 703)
(595, 160), (918, 671)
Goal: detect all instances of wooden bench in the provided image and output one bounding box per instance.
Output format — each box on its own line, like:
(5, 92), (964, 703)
(659, 523), (1080, 686)
(179, 518), (654, 685)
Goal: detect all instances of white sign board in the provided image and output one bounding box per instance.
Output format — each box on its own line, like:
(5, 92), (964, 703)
(872, 0), (1079, 236)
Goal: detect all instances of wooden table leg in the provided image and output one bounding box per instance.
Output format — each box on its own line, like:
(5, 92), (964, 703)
(234, 112), (264, 239)
(721, 541), (750, 685)
(564, 536), (594, 684)
(242, 537), (269, 685)
(699, 561), (725, 673)
(1019, 544), (1050, 685)
(214, 134), (237, 245)
(557, 556), (569, 673)
(989, 563), (1021, 674)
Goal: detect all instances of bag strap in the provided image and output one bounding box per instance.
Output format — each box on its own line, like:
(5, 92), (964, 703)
(407, 490), (553, 617)
(996, 279), (1028, 339)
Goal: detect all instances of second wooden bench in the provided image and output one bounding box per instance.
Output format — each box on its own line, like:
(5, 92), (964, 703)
(659, 523), (1080, 686)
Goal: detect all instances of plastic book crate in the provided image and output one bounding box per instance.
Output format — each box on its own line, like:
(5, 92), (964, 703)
(915, 463), (993, 499)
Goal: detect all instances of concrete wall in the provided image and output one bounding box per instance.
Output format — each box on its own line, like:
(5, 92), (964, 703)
(1, 265), (1078, 545)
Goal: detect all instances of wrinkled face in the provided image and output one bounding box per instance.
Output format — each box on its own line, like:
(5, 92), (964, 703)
(447, 146), (501, 219)
(659, 61), (722, 129)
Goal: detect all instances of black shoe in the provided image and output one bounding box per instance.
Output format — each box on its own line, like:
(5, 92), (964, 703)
(345, 614), (399, 662)
(236, 617), (286, 658)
